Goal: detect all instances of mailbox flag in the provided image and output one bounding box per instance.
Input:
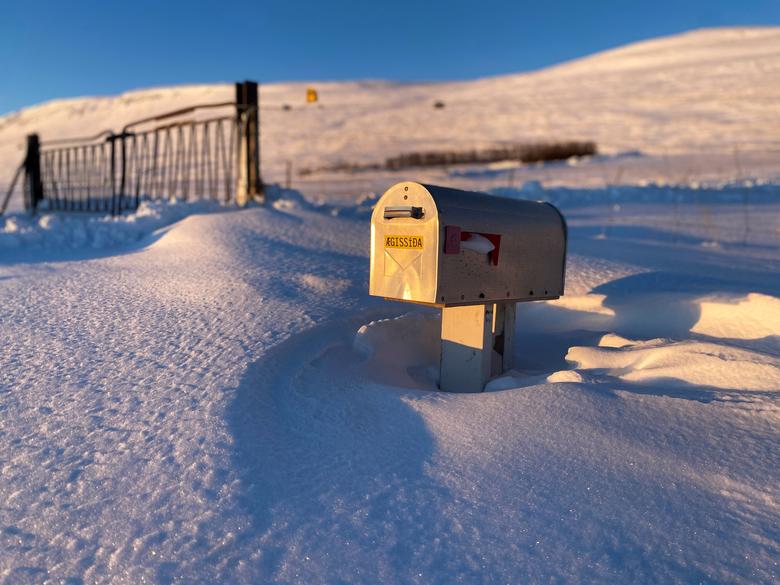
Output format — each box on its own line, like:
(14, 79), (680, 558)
(306, 87), (318, 103)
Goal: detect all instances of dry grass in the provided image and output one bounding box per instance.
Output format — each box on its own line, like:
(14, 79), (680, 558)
(298, 141), (597, 176)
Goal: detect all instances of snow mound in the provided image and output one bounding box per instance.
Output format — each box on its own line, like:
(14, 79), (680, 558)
(567, 338), (780, 392)
(0, 186), (336, 255)
(352, 290), (780, 395)
(598, 333), (638, 348)
(692, 293), (780, 340)
(297, 273), (350, 295)
(269, 186), (378, 219)
(0, 199), (226, 251)
(353, 313), (440, 389)
(546, 370), (585, 383)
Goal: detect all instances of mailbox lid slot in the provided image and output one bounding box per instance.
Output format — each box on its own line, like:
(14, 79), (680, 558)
(384, 206), (424, 219)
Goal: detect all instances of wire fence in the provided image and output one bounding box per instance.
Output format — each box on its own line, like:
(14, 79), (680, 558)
(521, 185), (780, 250)
(0, 165), (24, 215)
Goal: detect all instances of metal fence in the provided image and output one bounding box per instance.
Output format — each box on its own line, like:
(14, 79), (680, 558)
(2, 80), (263, 217)
(0, 164), (24, 215)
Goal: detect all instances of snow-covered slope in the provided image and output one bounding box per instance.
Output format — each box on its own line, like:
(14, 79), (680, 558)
(1, 27), (780, 194)
(1, 185), (779, 583)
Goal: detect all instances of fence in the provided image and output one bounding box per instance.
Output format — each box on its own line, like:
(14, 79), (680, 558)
(1, 80), (263, 217)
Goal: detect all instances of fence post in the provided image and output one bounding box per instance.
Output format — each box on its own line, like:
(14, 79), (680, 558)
(109, 133), (117, 216)
(119, 132), (128, 213)
(24, 134), (43, 213)
(235, 80), (264, 206)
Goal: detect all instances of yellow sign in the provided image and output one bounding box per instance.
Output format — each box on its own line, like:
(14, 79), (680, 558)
(384, 235), (424, 250)
(306, 87), (318, 103)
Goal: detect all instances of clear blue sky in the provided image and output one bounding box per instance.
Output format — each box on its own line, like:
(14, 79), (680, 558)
(2, 0), (778, 114)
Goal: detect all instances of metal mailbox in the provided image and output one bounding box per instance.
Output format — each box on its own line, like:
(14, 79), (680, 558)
(369, 181), (567, 393)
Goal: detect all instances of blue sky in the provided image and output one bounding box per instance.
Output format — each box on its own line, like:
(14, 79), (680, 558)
(1, 0), (778, 114)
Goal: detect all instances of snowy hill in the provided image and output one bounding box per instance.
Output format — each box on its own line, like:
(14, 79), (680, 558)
(2, 27), (780, 196)
(1, 28), (779, 584)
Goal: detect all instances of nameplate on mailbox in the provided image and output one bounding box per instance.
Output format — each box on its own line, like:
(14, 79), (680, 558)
(384, 235), (424, 250)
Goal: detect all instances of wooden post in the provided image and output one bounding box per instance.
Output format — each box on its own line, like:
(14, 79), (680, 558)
(235, 80), (264, 205)
(440, 304), (495, 393)
(439, 302), (515, 393)
(109, 133), (117, 216)
(493, 302), (516, 371)
(24, 134), (43, 213)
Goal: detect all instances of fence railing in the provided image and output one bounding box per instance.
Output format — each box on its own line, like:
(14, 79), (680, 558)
(5, 80), (263, 217)
(0, 164), (24, 215)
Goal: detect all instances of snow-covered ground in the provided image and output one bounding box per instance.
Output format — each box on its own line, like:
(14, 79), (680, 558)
(1, 27), (779, 584)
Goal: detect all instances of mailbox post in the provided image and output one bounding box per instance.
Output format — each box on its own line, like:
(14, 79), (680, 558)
(440, 302), (516, 393)
(369, 181), (567, 393)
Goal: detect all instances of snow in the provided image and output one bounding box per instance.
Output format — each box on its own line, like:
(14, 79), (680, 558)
(459, 233), (495, 255)
(0, 199), (227, 252)
(1, 27), (779, 584)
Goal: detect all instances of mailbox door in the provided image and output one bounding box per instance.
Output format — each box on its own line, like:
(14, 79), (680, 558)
(370, 183), (439, 304)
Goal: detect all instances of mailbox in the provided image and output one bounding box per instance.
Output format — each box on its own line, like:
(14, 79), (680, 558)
(369, 181), (567, 393)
